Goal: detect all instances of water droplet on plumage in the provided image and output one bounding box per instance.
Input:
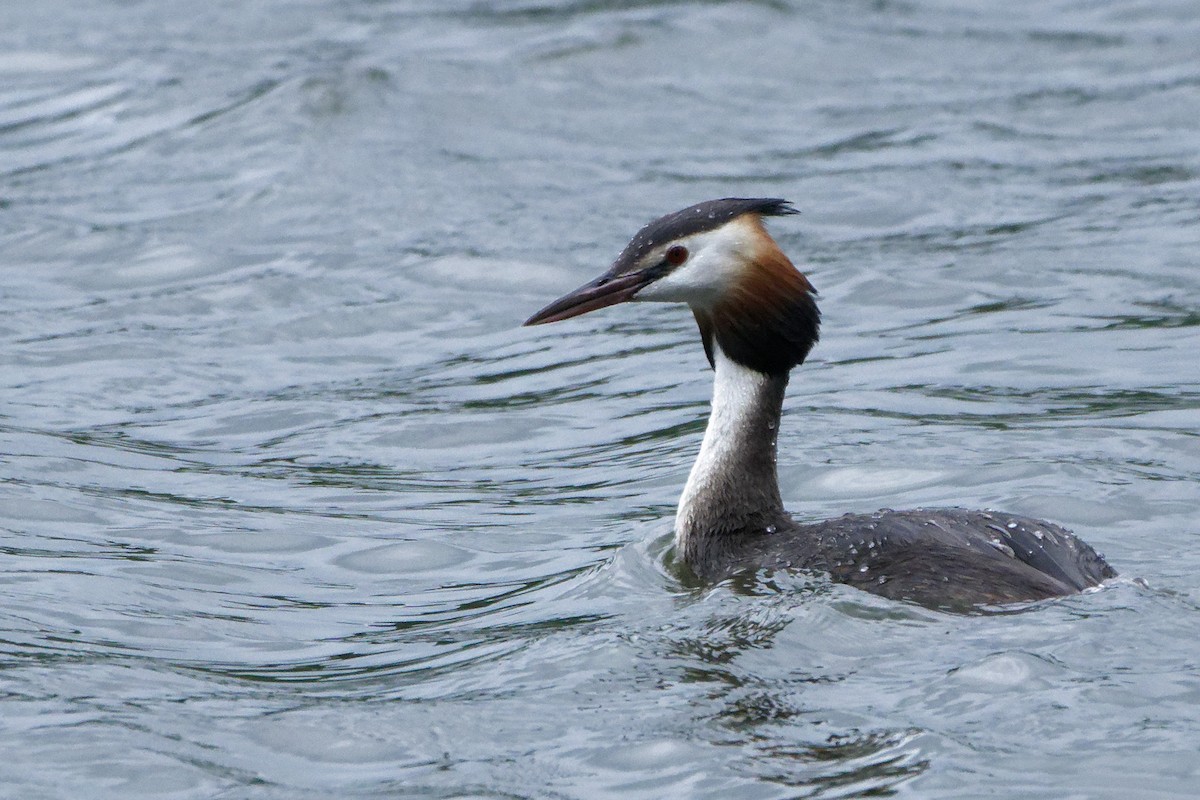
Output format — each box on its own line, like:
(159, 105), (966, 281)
(988, 538), (1016, 558)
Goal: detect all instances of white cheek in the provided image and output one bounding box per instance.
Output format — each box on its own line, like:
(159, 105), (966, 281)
(634, 258), (718, 304)
(631, 224), (750, 305)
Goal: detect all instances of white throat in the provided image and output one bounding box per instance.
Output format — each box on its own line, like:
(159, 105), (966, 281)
(675, 345), (786, 546)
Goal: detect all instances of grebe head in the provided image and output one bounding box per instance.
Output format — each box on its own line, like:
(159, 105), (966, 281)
(523, 198), (820, 375)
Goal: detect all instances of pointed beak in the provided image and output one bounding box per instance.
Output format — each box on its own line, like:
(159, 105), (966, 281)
(523, 268), (654, 326)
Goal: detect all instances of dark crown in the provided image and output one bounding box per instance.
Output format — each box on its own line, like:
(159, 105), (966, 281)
(613, 198), (798, 269)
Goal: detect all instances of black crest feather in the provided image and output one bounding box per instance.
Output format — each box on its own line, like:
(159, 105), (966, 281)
(613, 198), (798, 271)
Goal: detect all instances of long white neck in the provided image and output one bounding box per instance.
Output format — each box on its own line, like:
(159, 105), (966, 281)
(675, 346), (789, 570)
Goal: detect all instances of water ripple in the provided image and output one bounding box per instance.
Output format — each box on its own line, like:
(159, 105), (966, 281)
(2, 0), (1199, 797)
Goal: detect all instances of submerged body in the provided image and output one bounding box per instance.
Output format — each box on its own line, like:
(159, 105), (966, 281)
(525, 198), (1115, 608)
(674, 347), (1114, 607)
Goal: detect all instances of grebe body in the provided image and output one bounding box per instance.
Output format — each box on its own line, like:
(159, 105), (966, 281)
(525, 198), (1115, 608)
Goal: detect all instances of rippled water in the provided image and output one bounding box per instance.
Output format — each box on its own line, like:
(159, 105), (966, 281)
(2, 1), (1198, 797)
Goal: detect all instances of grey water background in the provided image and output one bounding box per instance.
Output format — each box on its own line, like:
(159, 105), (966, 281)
(2, 0), (1198, 797)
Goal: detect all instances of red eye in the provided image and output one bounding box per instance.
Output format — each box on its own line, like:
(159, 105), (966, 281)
(666, 245), (689, 266)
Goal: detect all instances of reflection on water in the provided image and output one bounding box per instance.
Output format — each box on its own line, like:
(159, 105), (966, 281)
(2, 0), (1199, 797)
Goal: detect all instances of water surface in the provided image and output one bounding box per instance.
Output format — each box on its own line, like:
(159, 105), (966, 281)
(2, 1), (1198, 797)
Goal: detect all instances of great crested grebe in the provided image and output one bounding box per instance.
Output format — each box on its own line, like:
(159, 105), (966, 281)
(524, 198), (1115, 608)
